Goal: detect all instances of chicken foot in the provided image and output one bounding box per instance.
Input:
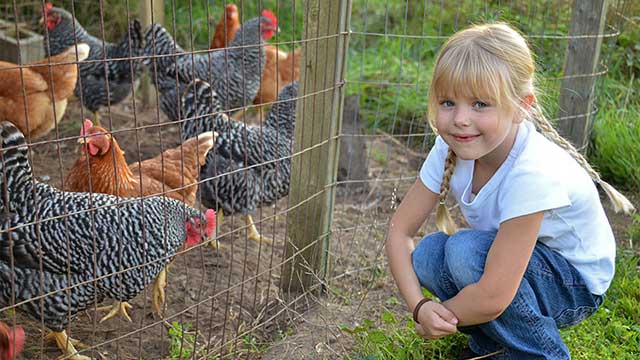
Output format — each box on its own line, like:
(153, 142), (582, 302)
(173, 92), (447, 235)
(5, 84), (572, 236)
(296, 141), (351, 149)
(214, 211), (272, 246)
(246, 214), (273, 245)
(45, 330), (92, 360)
(96, 301), (133, 323)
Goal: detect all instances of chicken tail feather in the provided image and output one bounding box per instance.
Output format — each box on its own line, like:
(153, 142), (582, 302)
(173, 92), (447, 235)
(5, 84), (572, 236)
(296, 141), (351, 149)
(143, 23), (184, 69)
(122, 19), (144, 55)
(0, 122), (34, 212)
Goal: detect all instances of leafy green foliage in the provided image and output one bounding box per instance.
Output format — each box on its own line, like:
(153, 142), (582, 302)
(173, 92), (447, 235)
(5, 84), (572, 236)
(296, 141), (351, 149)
(341, 311), (468, 360)
(166, 321), (197, 359)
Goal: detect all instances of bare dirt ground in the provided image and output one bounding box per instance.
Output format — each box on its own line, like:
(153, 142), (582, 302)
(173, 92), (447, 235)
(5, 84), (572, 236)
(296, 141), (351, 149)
(1, 95), (636, 360)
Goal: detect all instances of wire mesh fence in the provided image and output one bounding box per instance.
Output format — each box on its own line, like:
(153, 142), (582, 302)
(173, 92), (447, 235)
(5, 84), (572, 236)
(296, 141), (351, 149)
(0, 0), (633, 359)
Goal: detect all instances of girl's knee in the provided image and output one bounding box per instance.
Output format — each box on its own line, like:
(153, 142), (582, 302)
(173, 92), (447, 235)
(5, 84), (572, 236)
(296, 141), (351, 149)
(444, 230), (496, 288)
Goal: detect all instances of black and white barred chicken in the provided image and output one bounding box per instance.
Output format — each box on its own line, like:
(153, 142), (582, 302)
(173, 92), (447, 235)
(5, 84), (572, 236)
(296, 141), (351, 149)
(181, 79), (297, 244)
(0, 121), (215, 359)
(143, 10), (277, 122)
(42, 3), (144, 125)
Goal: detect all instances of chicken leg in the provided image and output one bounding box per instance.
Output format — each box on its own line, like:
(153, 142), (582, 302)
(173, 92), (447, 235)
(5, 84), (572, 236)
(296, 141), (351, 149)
(96, 301), (133, 323)
(92, 111), (101, 126)
(246, 215), (272, 245)
(152, 266), (169, 316)
(45, 330), (91, 360)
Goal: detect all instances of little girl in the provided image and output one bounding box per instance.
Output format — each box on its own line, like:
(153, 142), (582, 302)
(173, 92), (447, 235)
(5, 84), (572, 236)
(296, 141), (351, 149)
(385, 23), (635, 359)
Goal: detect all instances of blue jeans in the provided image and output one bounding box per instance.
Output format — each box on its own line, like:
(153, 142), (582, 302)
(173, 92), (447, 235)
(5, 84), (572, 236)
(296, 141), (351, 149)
(412, 230), (603, 359)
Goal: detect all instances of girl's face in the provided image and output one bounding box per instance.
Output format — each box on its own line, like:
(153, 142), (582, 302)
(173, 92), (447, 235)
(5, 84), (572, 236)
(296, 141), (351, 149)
(435, 94), (524, 167)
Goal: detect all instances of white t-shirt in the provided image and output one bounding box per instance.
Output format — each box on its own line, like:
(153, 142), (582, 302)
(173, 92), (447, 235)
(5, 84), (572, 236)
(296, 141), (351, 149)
(419, 121), (615, 295)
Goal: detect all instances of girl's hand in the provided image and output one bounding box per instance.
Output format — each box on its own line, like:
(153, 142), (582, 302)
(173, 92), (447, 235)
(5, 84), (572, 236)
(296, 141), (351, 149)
(414, 301), (458, 339)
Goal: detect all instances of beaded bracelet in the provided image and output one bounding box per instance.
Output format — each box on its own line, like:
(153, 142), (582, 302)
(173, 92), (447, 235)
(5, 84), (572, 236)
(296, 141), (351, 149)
(412, 297), (431, 324)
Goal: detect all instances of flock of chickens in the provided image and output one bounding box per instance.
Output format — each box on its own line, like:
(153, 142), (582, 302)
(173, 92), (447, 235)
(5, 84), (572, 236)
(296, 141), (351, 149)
(0, 3), (301, 359)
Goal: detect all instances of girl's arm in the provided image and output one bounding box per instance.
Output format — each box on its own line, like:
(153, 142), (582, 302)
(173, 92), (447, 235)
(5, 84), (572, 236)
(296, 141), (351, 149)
(442, 211), (544, 326)
(386, 180), (457, 336)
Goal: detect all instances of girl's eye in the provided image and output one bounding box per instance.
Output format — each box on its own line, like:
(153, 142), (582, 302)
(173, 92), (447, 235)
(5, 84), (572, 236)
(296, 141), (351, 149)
(473, 101), (489, 109)
(440, 100), (454, 108)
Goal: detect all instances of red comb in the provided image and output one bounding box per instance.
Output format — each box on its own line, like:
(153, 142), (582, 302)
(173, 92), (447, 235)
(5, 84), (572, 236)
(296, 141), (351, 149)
(82, 119), (93, 136)
(261, 9), (277, 27)
(45, 3), (53, 13)
(7, 326), (25, 360)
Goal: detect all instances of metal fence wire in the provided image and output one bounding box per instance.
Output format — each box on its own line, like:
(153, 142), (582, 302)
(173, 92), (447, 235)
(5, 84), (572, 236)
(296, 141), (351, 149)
(0, 0), (632, 359)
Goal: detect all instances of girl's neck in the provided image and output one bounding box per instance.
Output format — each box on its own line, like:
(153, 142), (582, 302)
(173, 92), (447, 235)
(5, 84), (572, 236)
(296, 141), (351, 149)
(471, 123), (521, 194)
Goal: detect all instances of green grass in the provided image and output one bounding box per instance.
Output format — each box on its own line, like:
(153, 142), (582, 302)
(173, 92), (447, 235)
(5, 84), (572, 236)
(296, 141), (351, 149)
(343, 248), (640, 359)
(627, 214), (640, 248)
(590, 81), (640, 190)
(166, 321), (198, 359)
(561, 249), (640, 359)
(341, 309), (468, 359)
(162, 320), (274, 359)
(589, 13), (640, 190)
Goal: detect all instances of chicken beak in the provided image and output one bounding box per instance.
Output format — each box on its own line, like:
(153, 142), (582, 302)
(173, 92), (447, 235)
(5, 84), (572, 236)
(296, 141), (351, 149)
(77, 136), (87, 144)
(39, 16), (44, 26)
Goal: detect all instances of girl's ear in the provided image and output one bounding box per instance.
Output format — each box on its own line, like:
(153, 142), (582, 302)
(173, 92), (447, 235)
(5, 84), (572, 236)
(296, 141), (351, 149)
(521, 94), (535, 109)
(515, 94), (535, 123)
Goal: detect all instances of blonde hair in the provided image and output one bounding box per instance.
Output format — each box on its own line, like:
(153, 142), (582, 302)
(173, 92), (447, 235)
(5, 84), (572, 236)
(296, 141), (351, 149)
(427, 23), (635, 235)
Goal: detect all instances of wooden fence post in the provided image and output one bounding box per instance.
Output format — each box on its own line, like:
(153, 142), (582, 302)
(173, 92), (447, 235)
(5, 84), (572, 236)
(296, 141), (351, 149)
(281, 0), (351, 297)
(139, 0), (164, 109)
(557, 0), (609, 150)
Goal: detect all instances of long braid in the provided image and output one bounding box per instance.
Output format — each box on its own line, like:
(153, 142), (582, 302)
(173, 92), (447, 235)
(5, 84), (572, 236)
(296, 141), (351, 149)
(436, 149), (459, 235)
(530, 104), (635, 214)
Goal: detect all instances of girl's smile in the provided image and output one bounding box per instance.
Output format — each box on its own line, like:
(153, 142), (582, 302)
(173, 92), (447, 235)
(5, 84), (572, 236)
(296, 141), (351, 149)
(451, 134), (481, 143)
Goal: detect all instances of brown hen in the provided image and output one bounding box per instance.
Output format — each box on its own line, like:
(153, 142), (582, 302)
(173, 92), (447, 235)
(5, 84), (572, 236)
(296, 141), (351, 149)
(0, 43), (89, 140)
(65, 119), (215, 206)
(209, 4), (240, 50)
(253, 46), (300, 108)
(64, 119), (217, 319)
